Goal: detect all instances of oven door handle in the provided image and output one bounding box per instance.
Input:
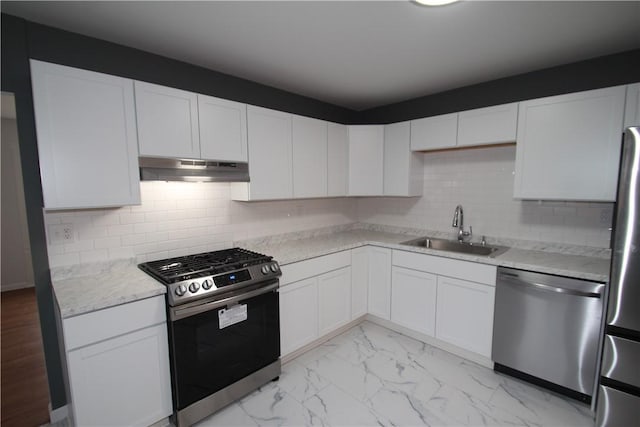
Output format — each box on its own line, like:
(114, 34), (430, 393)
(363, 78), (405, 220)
(171, 282), (279, 321)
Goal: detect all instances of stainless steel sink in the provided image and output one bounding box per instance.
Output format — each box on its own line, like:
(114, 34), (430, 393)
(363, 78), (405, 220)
(400, 236), (509, 257)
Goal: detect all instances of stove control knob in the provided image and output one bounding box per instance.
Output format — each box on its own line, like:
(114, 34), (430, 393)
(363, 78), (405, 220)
(202, 279), (213, 290)
(189, 282), (200, 293)
(270, 263), (279, 272)
(175, 284), (187, 297)
(261, 265), (270, 275)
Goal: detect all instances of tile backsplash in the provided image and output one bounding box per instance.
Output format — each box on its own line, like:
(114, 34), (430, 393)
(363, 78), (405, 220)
(44, 144), (613, 268)
(356, 145), (613, 248)
(44, 182), (357, 267)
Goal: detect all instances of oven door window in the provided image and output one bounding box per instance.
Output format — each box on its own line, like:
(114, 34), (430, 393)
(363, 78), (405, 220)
(170, 289), (280, 410)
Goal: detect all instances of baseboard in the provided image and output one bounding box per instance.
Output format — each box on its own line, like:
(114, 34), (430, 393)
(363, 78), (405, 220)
(48, 403), (69, 424)
(1, 281), (35, 292)
(365, 314), (494, 369)
(281, 315), (367, 364)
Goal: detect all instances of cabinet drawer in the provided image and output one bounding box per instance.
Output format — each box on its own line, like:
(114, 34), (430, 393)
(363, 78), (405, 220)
(63, 296), (166, 350)
(392, 250), (496, 286)
(280, 251), (351, 286)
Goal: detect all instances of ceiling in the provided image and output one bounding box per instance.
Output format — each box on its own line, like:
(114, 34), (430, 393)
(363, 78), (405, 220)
(2, 1), (639, 111)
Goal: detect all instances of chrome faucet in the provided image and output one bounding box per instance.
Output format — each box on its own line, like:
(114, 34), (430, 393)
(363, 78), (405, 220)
(452, 205), (472, 242)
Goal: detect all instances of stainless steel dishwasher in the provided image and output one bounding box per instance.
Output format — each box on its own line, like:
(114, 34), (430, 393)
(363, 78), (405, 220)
(492, 267), (605, 403)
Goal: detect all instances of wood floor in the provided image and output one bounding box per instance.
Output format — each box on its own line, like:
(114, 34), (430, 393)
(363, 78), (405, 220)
(1, 287), (51, 427)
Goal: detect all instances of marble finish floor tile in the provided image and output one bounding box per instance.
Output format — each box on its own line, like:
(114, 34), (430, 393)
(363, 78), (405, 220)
(192, 321), (595, 427)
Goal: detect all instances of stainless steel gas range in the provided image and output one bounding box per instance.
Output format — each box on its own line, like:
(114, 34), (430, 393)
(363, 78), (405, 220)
(138, 248), (281, 427)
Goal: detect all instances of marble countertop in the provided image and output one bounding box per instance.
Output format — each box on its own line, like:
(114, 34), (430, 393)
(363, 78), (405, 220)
(51, 223), (610, 319)
(52, 259), (166, 319)
(238, 225), (610, 283)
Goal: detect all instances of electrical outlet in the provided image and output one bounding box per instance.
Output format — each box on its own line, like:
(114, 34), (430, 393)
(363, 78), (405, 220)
(48, 223), (75, 244)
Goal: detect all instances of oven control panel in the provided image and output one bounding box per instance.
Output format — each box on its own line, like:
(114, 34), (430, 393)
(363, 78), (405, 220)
(167, 262), (281, 306)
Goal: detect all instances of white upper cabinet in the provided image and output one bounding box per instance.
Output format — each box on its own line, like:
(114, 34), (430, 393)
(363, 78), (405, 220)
(30, 60), (141, 209)
(232, 105), (293, 200)
(348, 125), (384, 196)
(198, 94), (248, 162)
(383, 121), (423, 196)
(135, 81), (200, 159)
(292, 115), (328, 198)
(327, 123), (349, 197)
(410, 113), (458, 151)
(457, 102), (518, 147)
(624, 83), (640, 128)
(411, 103), (518, 152)
(514, 85), (626, 201)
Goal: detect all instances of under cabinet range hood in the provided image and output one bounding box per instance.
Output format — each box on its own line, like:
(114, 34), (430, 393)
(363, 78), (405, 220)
(139, 157), (249, 182)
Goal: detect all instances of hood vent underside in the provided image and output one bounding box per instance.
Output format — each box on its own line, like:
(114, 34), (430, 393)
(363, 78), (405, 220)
(139, 157), (249, 182)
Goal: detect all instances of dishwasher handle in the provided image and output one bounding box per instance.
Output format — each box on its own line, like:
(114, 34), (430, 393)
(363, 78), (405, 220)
(498, 274), (603, 298)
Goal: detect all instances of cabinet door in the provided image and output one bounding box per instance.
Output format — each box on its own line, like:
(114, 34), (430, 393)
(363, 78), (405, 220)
(30, 60), (140, 209)
(246, 106), (293, 200)
(367, 246), (392, 320)
(328, 123), (349, 197)
(435, 276), (495, 358)
(67, 324), (172, 427)
(135, 81), (200, 159)
(384, 121), (423, 196)
(391, 267), (437, 336)
(457, 103), (518, 147)
(348, 125), (384, 196)
(318, 267), (352, 336)
(624, 83), (640, 128)
(410, 113), (457, 151)
(279, 278), (318, 356)
(292, 115), (328, 198)
(514, 86), (626, 201)
(351, 247), (369, 319)
(198, 94), (248, 162)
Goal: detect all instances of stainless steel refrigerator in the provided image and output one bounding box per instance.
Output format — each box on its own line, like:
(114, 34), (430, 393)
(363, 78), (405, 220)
(596, 126), (640, 427)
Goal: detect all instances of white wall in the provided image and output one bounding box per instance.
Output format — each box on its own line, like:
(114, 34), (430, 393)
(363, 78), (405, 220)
(44, 182), (357, 267)
(357, 145), (613, 248)
(1, 117), (35, 290)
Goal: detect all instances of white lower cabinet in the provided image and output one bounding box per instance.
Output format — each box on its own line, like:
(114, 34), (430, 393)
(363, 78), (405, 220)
(279, 277), (319, 356)
(367, 247), (392, 320)
(391, 267), (437, 336)
(350, 247), (369, 319)
(279, 251), (352, 357)
(61, 296), (172, 427)
(318, 267), (352, 336)
(391, 249), (497, 360)
(435, 276), (495, 358)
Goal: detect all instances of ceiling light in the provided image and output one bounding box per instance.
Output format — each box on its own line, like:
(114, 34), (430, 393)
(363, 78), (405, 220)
(413, 0), (460, 6)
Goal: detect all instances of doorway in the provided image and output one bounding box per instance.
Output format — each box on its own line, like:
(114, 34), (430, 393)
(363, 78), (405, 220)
(1, 91), (50, 426)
